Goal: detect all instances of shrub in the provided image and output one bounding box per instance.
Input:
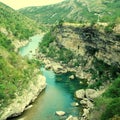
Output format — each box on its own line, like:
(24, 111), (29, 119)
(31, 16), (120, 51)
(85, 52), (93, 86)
(40, 31), (55, 47)
(104, 23), (115, 33)
(101, 98), (120, 120)
(103, 77), (120, 98)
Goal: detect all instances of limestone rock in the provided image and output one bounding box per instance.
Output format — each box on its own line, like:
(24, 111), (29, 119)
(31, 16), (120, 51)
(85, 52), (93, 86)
(69, 75), (75, 80)
(75, 89), (85, 99)
(56, 111), (65, 116)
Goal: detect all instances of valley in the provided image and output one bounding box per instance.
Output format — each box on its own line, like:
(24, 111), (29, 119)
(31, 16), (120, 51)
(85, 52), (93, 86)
(0, 0), (120, 120)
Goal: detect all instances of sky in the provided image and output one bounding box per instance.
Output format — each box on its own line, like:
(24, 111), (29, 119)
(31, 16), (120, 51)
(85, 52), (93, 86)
(0, 0), (64, 10)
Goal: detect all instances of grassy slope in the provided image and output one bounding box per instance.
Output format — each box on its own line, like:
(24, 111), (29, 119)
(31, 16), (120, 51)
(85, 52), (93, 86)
(0, 2), (41, 112)
(19, 0), (120, 24)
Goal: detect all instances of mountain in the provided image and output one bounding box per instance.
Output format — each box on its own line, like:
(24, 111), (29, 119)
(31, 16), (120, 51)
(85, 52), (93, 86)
(0, 2), (44, 119)
(0, 2), (40, 40)
(19, 0), (120, 24)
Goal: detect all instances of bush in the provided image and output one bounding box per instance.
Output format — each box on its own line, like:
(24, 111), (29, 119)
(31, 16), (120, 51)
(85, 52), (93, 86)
(103, 77), (120, 98)
(104, 23), (115, 33)
(40, 31), (55, 47)
(101, 98), (120, 120)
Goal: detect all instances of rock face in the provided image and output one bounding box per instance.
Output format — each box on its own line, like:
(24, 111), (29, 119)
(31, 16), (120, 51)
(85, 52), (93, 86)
(1, 75), (46, 120)
(44, 24), (120, 85)
(55, 111), (66, 116)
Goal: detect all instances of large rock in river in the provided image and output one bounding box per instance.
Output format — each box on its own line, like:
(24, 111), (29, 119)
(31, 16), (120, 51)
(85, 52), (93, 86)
(75, 89), (85, 99)
(55, 111), (65, 116)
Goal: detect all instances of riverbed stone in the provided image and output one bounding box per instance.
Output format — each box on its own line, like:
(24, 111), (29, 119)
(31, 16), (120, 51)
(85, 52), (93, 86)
(55, 111), (65, 116)
(71, 102), (79, 107)
(66, 115), (78, 120)
(75, 89), (85, 99)
(69, 75), (75, 80)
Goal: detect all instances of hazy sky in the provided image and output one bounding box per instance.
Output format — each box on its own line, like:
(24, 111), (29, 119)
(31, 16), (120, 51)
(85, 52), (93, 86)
(0, 0), (64, 9)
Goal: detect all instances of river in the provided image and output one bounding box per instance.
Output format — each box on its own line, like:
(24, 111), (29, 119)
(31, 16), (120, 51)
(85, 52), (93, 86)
(12, 34), (83, 120)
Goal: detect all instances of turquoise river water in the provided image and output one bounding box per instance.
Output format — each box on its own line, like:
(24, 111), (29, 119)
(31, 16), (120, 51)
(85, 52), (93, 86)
(11, 34), (83, 120)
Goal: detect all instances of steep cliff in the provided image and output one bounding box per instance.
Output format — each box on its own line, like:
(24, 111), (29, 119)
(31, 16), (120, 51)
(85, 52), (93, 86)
(38, 23), (120, 119)
(39, 23), (120, 88)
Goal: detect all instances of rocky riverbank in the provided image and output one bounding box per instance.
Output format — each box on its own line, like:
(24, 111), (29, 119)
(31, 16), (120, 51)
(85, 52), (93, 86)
(36, 49), (111, 120)
(0, 74), (46, 120)
(13, 40), (29, 52)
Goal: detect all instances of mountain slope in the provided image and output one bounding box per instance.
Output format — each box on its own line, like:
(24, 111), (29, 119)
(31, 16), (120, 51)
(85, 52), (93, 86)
(0, 2), (40, 40)
(19, 0), (120, 24)
(0, 2), (45, 119)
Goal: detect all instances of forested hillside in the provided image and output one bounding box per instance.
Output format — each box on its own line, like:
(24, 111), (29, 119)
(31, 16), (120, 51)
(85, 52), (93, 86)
(0, 2), (40, 40)
(0, 2), (41, 116)
(19, 0), (120, 24)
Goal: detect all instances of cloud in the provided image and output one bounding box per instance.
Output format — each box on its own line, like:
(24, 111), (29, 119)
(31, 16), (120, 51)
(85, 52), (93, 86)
(0, 0), (64, 9)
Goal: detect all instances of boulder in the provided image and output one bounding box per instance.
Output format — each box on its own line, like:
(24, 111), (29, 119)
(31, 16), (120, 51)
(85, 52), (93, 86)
(66, 115), (78, 120)
(75, 89), (85, 99)
(69, 75), (75, 80)
(55, 111), (65, 116)
(86, 89), (99, 100)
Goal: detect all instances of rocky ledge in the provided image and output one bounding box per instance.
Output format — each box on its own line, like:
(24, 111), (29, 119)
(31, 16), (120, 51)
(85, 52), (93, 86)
(0, 75), (46, 120)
